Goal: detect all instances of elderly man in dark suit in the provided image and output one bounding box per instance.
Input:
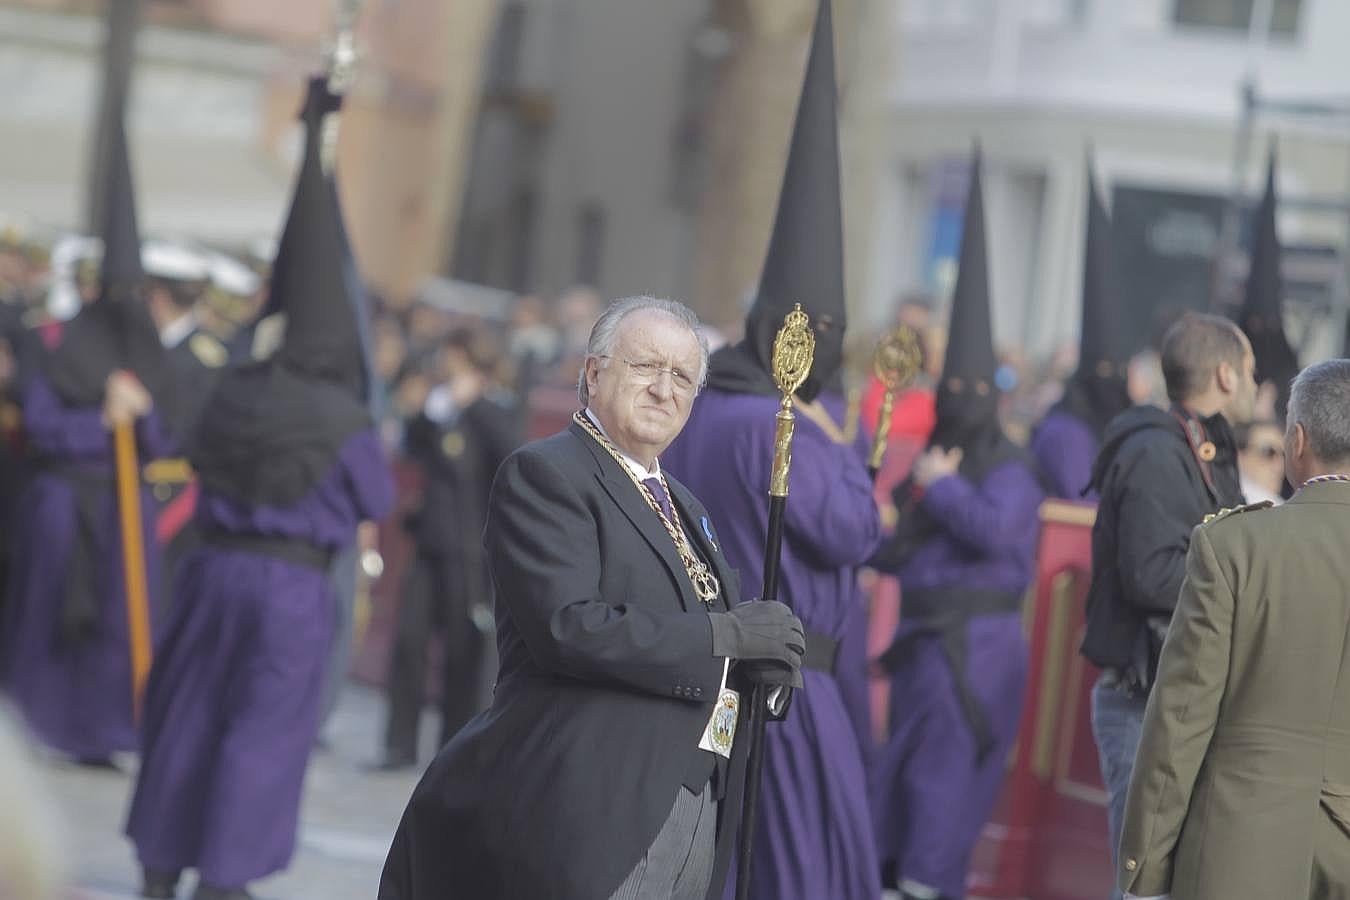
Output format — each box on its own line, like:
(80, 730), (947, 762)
(1118, 358), (1350, 900)
(379, 296), (806, 900)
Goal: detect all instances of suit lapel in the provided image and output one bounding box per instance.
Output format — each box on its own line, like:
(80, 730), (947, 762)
(569, 423), (698, 611)
(667, 478), (737, 613)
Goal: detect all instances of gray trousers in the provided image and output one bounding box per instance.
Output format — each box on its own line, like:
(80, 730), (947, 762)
(610, 786), (718, 900)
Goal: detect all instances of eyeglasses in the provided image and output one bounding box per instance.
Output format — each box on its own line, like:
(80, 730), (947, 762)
(597, 355), (699, 396)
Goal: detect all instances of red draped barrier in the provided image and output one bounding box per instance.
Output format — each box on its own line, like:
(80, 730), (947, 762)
(968, 499), (1112, 899)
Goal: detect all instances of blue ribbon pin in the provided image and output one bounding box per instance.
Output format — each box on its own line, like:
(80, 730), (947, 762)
(699, 516), (718, 551)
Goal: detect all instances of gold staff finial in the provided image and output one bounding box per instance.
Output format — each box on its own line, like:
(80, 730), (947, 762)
(768, 304), (816, 497)
(867, 325), (922, 472)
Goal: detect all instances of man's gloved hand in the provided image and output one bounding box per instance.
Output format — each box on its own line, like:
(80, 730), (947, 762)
(708, 600), (805, 669)
(736, 659), (804, 690)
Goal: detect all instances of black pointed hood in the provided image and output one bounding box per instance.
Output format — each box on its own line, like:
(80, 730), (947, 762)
(269, 76), (371, 402)
(937, 149), (996, 386)
(1240, 145), (1298, 419)
(46, 95), (167, 413)
(928, 148), (1025, 480)
(1057, 154), (1132, 438)
(705, 0), (845, 402)
(189, 76), (371, 509)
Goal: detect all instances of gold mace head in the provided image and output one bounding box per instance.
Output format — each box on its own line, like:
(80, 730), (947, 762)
(873, 325), (922, 392)
(771, 303), (815, 399)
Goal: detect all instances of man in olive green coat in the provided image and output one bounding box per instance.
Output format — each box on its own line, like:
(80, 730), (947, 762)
(1118, 358), (1350, 900)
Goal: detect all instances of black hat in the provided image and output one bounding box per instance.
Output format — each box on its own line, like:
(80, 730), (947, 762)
(1078, 154), (1131, 375)
(705, 0), (845, 402)
(268, 76), (372, 401)
(1239, 144), (1298, 419)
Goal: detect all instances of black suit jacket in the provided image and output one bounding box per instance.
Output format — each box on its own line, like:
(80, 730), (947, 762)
(379, 422), (748, 900)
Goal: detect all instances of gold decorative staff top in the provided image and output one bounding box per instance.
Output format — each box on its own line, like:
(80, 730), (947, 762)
(769, 304), (815, 498)
(868, 325), (922, 471)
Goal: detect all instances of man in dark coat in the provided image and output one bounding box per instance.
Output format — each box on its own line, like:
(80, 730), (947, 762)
(1081, 312), (1254, 897)
(377, 325), (521, 769)
(380, 296), (807, 900)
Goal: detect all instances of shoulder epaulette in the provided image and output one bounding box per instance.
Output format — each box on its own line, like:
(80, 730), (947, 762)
(1202, 500), (1274, 525)
(189, 332), (228, 368)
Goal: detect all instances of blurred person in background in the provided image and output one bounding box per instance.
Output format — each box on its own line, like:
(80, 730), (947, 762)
(506, 293), (560, 397)
(372, 313), (411, 448)
(870, 154), (1045, 900)
(196, 252), (264, 353)
(1235, 419), (1286, 506)
(551, 284), (603, 384)
(1031, 164), (1132, 501)
(136, 241), (230, 591)
(1, 141), (219, 768)
(375, 325), (521, 771)
(124, 78), (394, 900)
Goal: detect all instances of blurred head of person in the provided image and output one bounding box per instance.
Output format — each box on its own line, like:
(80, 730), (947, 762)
(1236, 419), (1286, 502)
(1159, 313), (1257, 426)
(1284, 359), (1350, 488)
(557, 285), (604, 356)
(373, 316), (408, 384)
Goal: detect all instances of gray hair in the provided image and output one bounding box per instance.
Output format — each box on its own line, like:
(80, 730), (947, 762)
(576, 296), (711, 405)
(1287, 359), (1350, 465)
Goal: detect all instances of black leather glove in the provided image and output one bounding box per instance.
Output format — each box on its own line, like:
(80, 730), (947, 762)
(708, 600), (805, 669)
(736, 659), (804, 690)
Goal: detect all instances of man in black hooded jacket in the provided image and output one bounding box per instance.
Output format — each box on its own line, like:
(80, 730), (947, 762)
(1082, 312), (1254, 897)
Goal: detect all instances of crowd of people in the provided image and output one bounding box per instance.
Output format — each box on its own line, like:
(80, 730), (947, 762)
(0, 4), (1342, 900)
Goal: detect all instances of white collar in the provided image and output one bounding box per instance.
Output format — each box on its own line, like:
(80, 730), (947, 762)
(159, 312), (197, 349)
(585, 408), (661, 481)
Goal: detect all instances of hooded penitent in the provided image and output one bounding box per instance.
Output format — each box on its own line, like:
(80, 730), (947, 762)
(704, 0), (845, 403)
(189, 76), (370, 508)
(45, 102), (170, 419)
(1055, 154), (1133, 439)
(1239, 145), (1298, 421)
(927, 148), (1023, 481)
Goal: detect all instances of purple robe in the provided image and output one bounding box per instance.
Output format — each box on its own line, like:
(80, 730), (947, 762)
(3, 373), (174, 758)
(873, 459), (1043, 898)
(125, 430), (393, 888)
(663, 389), (882, 900)
(1030, 409), (1099, 502)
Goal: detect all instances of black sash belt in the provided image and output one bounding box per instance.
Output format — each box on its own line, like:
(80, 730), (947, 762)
(803, 629), (839, 674)
(877, 587), (1022, 763)
(205, 532), (332, 571)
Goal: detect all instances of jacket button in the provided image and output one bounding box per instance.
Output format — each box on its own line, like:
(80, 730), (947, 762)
(694, 687), (703, 697)
(1124, 859), (1138, 872)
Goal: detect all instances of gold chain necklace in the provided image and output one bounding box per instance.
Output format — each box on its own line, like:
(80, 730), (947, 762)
(574, 411), (721, 607)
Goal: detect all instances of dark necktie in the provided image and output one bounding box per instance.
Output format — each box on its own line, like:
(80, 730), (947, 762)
(643, 476), (676, 524)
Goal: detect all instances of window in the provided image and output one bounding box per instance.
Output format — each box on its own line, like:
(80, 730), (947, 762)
(1172, 0), (1303, 37)
(576, 203), (606, 288)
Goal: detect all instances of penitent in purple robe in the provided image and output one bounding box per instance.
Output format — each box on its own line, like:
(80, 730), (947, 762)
(3, 373), (173, 758)
(663, 389), (882, 900)
(1029, 409), (1099, 502)
(873, 459), (1043, 899)
(125, 430), (392, 889)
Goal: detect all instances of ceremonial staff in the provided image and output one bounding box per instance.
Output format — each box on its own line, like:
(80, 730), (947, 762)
(115, 414), (152, 719)
(736, 303), (815, 900)
(866, 325), (922, 481)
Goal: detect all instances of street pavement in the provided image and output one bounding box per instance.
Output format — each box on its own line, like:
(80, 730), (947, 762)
(44, 683), (426, 900)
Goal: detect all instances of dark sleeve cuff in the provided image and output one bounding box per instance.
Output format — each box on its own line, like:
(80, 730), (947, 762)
(707, 612), (737, 658)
